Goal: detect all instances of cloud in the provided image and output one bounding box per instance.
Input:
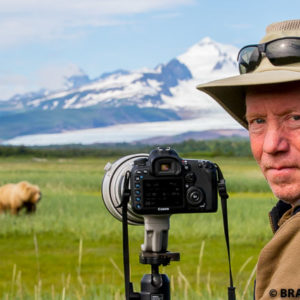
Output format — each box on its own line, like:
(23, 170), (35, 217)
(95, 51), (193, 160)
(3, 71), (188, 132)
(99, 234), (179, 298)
(0, 73), (32, 100)
(36, 63), (86, 91)
(1, 0), (193, 15)
(0, 63), (86, 100)
(0, 0), (195, 47)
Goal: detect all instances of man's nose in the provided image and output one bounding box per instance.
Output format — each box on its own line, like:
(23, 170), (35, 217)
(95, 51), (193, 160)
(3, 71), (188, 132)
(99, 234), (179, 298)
(263, 126), (289, 154)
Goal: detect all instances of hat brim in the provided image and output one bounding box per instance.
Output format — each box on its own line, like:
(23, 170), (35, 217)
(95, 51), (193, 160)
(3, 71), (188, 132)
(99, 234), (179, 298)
(197, 70), (300, 128)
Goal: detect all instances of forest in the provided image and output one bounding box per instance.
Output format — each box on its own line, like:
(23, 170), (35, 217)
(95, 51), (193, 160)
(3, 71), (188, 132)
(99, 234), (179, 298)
(0, 138), (252, 158)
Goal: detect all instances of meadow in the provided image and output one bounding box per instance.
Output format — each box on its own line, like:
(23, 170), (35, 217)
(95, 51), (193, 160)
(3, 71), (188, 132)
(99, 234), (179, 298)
(0, 154), (277, 299)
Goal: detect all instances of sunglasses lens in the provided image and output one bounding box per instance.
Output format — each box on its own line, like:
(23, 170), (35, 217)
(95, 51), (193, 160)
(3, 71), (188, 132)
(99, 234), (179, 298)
(238, 46), (260, 74)
(267, 38), (300, 65)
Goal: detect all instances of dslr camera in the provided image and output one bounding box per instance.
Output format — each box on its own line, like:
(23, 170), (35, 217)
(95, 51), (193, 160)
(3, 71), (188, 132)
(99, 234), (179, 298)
(130, 147), (218, 215)
(102, 147), (218, 224)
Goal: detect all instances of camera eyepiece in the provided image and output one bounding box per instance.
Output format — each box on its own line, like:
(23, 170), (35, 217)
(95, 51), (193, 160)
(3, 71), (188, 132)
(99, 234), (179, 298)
(149, 148), (182, 176)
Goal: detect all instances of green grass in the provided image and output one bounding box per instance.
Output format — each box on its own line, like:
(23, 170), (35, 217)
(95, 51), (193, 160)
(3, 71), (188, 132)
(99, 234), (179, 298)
(0, 156), (277, 299)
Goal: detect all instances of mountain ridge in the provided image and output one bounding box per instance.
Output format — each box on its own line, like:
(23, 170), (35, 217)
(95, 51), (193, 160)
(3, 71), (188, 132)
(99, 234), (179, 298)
(0, 37), (241, 144)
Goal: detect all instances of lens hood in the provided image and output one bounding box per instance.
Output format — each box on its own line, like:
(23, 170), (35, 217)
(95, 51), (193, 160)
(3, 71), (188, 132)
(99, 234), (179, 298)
(101, 153), (148, 225)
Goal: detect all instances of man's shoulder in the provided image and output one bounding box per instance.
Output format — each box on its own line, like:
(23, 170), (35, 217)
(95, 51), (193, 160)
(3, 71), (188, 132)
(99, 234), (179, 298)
(256, 210), (300, 300)
(275, 211), (300, 237)
(269, 200), (292, 233)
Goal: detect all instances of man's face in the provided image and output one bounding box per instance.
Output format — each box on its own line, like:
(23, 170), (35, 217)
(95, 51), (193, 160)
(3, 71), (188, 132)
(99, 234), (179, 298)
(246, 82), (300, 205)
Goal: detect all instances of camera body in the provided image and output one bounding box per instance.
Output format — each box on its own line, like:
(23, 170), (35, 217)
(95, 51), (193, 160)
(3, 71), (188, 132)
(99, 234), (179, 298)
(130, 148), (218, 215)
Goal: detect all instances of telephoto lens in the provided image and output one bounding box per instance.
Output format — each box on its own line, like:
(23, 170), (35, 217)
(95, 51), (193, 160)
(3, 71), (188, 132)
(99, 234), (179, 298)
(101, 153), (148, 225)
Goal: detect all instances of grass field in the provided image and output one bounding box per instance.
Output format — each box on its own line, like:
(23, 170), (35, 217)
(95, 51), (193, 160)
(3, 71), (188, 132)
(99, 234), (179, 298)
(0, 155), (277, 299)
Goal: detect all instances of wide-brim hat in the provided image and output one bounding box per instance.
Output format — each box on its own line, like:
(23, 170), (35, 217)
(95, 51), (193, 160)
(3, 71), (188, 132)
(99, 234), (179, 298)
(197, 19), (300, 128)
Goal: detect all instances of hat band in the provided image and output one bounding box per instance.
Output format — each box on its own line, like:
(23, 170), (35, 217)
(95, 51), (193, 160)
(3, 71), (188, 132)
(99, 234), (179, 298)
(237, 37), (300, 74)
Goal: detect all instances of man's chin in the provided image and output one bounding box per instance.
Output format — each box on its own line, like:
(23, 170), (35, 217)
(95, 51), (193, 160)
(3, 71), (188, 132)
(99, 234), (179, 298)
(271, 186), (300, 205)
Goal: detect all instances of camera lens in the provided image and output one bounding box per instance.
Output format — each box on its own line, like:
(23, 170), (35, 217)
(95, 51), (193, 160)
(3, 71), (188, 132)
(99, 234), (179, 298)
(186, 187), (205, 207)
(101, 154), (148, 225)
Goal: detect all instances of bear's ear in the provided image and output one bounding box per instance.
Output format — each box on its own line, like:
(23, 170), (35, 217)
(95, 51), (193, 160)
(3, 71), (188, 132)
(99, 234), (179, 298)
(18, 181), (29, 189)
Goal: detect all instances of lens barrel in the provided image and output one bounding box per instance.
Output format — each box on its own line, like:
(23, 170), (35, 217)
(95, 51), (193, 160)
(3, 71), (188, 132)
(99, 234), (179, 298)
(101, 153), (148, 225)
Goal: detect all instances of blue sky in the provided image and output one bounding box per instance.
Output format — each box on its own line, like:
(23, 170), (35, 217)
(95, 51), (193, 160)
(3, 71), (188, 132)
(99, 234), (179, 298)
(1, 0), (300, 99)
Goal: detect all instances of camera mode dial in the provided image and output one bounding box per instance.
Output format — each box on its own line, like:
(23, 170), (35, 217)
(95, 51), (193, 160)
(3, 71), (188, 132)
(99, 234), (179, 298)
(186, 187), (205, 207)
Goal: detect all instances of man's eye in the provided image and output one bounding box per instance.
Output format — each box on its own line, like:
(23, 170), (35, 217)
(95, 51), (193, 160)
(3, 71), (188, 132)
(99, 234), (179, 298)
(253, 118), (265, 124)
(292, 115), (300, 121)
(247, 118), (265, 131)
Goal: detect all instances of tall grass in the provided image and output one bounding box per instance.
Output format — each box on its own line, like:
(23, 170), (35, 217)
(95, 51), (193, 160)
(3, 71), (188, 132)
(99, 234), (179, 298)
(0, 156), (275, 299)
(3, 238), (257, 299)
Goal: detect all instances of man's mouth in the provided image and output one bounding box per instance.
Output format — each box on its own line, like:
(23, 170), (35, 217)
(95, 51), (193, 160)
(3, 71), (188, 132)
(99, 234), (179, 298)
(265, 166), (298, 176)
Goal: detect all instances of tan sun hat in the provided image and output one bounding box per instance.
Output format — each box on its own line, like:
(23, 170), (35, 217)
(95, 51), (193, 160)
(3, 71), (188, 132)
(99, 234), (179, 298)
(197, 19), (300, 128)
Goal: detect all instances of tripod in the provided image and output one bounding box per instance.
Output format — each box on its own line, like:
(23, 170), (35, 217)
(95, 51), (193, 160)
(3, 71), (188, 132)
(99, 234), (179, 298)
(123, 214), (179, 300)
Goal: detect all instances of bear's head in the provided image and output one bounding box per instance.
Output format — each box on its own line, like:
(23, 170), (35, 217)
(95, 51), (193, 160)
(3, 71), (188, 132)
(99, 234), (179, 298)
(18, 181), (42, 204)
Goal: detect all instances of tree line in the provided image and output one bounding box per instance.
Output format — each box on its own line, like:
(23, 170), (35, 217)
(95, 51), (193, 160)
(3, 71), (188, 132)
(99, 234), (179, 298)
(0, 139), (252, 158)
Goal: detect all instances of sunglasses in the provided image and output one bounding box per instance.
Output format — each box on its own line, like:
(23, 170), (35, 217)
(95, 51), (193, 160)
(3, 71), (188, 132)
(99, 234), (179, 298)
(237, 37), (300, 74)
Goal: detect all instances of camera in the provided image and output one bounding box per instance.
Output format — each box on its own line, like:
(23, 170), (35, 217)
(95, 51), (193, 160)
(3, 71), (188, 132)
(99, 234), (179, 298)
(102, 147), (218, 225)
(130, 147), (218, 215)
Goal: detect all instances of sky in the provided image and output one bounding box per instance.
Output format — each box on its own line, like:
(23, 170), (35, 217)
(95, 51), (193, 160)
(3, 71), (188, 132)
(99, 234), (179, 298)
(1, 0), (300, 100)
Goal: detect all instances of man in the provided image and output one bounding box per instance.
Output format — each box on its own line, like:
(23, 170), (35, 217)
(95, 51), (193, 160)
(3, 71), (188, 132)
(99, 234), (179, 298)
(197, 19), (300, 299)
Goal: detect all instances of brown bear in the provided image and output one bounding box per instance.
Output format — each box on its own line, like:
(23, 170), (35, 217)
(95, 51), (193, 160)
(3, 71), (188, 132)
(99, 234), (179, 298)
(0, 181), (42, 215)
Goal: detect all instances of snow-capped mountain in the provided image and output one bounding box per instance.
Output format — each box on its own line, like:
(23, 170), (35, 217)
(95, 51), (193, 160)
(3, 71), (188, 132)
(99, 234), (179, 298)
(4, 59), (192, 111)
(1, 37), (242, 144)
